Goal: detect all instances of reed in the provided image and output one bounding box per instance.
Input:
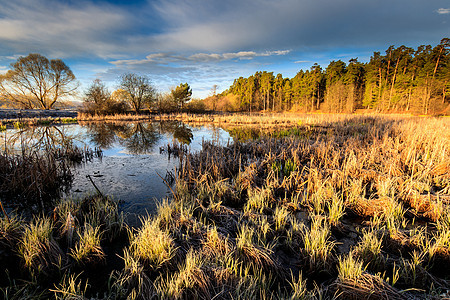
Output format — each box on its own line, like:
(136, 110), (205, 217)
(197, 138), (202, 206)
(1, 113), (449, 298)
(70, 224), (105, 266)
(129, 216), (177, 271)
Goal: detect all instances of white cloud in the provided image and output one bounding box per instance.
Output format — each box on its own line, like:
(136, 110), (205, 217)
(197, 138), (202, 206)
(188, 53), (223, 62)
(0, 0), (448, 59)
(263, 50), (292, 56)
(437, 8), (450, 14)
(111, 50), (290, 66)
(0, 0), (133, 58)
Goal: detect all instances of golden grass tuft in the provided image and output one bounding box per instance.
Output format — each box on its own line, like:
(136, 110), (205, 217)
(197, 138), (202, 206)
(19, 216), (65, 275)
(70, 224), (105, 266)
(129, 216), (177, 270)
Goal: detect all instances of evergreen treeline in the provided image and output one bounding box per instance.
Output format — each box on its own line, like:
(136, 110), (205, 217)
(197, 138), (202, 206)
(216, 39), (449, 114)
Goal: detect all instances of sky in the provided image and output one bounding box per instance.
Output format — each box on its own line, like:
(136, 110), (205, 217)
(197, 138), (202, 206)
(0, 0), (449, 99)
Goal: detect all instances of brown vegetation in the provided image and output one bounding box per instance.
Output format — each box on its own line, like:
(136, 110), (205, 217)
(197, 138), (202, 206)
(1, 113), (449, 299)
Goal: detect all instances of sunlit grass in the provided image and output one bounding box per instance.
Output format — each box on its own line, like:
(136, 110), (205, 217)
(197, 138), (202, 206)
(1, 113), (449, 298)
(70, 224), (105, 266)
(129, 216), (177, 270)
(19, 216), (64, 274)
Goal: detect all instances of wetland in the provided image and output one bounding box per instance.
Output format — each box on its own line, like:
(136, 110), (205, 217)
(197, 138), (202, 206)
(0, 113), (449, 299)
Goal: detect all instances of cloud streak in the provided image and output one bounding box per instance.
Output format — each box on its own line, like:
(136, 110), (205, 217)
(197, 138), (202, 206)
(0, 0), (139, 58)
(111, 50), (290, 65)
(437, 8), (450, 14)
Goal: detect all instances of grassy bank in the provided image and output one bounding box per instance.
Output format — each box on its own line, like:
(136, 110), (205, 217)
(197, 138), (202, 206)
(168, 115), (450, 299)
(0, 117), (77, 130)
(1, 114), (449, 299)
(1, 111), (436, 131)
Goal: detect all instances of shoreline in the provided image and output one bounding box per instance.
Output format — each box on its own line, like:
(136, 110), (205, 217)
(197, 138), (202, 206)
(1, 109), (447, 131)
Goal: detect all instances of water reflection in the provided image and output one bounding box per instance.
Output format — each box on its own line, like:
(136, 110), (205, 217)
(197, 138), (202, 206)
(1, 125), (80, 154)
(0, 126), (98, 213)
(83, 121), (194, 154)
(159, 122), (194, 145)
(116, 123), (160, 154)
(0, 121), (229, 219)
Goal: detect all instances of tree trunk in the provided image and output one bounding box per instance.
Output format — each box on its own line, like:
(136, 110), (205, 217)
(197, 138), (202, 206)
(316, 82), (320, 110)
(263, 90), (266, 111)
(406, 86), (411, 111)
(433, 46), (444, 79)
(378, 68), (383, 106)
(424, 74), (430, 115)
(443, 81), (447, 104)
(385, 49), (392, 87)
(388, 57), (400, 110)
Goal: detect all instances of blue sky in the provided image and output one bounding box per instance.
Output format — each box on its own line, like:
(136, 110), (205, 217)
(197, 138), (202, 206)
(0, 0), (449, 98)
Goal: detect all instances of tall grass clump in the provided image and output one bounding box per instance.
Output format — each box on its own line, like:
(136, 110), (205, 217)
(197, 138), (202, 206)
(51, 273), (89, 299)
(129, 216), (177, 271)
(354, 228), (385, 271)
(300, 216), (335, 271)
(156, 249), (210, 299)
(236, 224), (277, 272)
(110, 250), (155, 300)
(19, 217), (64, 276)
(0, 215), (23, 250)
(333, 253), (405, 300)
(70, 224), (105, 266)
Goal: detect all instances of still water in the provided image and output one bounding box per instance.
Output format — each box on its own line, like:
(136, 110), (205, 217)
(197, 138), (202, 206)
(1, 121), (231, 216)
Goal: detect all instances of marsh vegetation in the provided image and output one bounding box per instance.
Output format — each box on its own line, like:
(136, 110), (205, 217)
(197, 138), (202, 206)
(0, 114), (449, 299)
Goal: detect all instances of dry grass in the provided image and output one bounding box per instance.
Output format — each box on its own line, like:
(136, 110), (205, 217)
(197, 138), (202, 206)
(128, 216), (177, 271)
(1, 113), (449, 299)
(0, 139), (100, 213)
(70, 224), (105, 266)
(172, 114), (450, 298)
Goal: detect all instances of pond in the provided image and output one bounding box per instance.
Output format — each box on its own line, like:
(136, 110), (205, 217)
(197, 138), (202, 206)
(0, 121), (231, 219)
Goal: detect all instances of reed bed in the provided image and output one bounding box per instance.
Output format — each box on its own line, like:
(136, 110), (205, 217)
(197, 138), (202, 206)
(77, 111), (420, 127)
(0, 143), (101, 213)
(169, 114), (450, 299)
(1, 114), (449, 299)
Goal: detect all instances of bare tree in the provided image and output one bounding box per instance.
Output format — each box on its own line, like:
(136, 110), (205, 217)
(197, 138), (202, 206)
(82, 79), (111, 114)
(119, 73), (156, 113)
(0, 53), (78, 109)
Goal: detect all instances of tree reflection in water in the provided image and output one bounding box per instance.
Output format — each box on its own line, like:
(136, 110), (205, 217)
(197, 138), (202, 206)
(173, 124), (194, 145)
(1, 125), (81, 154)
(83, 121), (194, 154)
(84, 122), (118, 149)
(117, 122), (160, 154)
(0, 126), (97, 213)
(158, 121), (193, 145)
